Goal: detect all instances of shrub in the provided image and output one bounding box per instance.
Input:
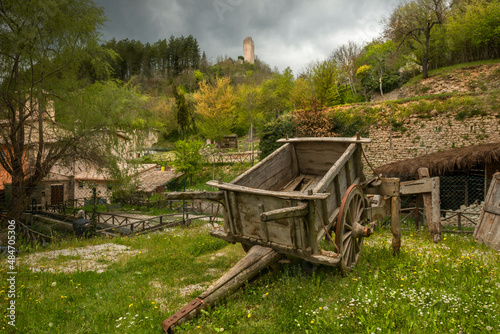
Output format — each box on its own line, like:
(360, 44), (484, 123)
(259, 116), (296, 160)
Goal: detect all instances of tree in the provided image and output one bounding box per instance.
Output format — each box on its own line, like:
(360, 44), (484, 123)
(359, 40), (397, 97)
(446, 0), (500, 62)
(0, 0), (145, 222)
(300, 59), (341, 108)
(170, 140), (204, 185)
(385, 0), (449, 78)
(332, 41), (363, 95)
(172, 84), (190, 138)
(260, 67), (295, 119)
(193, 77), (236, 144)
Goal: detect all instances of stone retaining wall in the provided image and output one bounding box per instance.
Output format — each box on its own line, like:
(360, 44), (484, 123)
(364, 114), (500, 172)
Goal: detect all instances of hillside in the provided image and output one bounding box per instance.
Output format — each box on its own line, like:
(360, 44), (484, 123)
(399, 60), (500, 99)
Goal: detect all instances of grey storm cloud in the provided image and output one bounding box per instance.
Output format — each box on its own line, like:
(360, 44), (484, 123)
(94, 0), (398, 74)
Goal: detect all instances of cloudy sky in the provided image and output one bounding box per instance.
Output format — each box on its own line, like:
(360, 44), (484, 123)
(94, 0), (399, 75)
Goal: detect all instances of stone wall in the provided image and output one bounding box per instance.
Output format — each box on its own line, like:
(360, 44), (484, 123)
(364, 114), (500, 171)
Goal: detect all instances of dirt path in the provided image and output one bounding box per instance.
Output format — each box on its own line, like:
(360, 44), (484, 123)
(21, 243), (144, 274)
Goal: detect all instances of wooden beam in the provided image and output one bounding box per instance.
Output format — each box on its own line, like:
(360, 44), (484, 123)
(277, 137), (371, 143)
(260, 203), (309, 222)
(165, 191), (224, 201)
(162, 245), (281, 332)
(400, 179), (433, 195)
(206, 181), (330, 200)
(365, 178), (400, 196)
(391, 196), (401, 254)
(418, 167), (441, 242)
(314, 143), (356, 193)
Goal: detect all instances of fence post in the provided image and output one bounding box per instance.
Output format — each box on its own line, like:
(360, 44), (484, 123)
(458, 212), (462, 231)
(414, 195), (422, 229)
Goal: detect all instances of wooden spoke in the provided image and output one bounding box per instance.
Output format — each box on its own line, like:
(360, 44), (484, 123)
(335, 185), (367, 274)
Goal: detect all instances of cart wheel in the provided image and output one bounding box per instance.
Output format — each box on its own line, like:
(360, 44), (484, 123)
(335, 184), (369, 274)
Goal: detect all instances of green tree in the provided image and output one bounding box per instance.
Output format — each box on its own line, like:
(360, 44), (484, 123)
(172, 84), (190, 138)
(193, 77), (236, 144)
(0, 0), (145, 222)
(385, 0), (449, 79)
(260, 67), (295, 118)
(235, 84), (263, 136)
(299, 59), (341, 108)
(359, 40), (398, 97)
(170, 140), (204, 185)
(446, 0), (500, 62)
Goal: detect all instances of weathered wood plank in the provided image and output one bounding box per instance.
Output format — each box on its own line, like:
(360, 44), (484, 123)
(277, 137), (371, 143)
(400, 179), (433, 195)
(474, 172), (500, 250)
(229, 191), (242, 233)
(224, 191), (236, 235)
(484, 204), (500, 216)
(260, 203), (308, 222)
(354, 143), (365, 183)
(391, 196), (401, 254)
(418, 168), (441, 242)
(162, 245), (281, 332)
(294, 141), (351, 175)
(232, 143), (294, 189)
(206, 181), (330, 200)
(164, 191), (224, 201)
(306, 199), (317, 254)
(431, 177), (442, 241)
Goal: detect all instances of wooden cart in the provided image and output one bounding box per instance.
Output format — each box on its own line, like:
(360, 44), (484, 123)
(162, 137), (401, 332)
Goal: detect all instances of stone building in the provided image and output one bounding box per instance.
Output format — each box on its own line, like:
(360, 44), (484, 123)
(243, 36), (254, 64)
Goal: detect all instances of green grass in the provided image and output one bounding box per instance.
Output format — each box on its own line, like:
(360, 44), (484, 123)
(3, 223), (499, 333)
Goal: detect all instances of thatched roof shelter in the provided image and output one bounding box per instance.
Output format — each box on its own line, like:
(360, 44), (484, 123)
(375, 142), (500, 177)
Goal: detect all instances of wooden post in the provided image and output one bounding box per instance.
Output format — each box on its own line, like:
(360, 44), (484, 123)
(431, 177), (442, 242)
(415, 195), (423, 228)
(418, 167), (441, 242)
(391, 196), (401, 254)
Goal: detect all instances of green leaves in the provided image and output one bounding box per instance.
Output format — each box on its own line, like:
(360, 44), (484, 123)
(170, 139), (204, 184)
(194, 77), (236, 143)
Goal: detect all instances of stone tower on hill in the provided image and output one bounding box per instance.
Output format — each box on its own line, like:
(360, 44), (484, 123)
(243, 36), (255, 64)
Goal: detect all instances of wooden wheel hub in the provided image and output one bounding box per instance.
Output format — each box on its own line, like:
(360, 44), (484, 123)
(335, 184), (369, 272)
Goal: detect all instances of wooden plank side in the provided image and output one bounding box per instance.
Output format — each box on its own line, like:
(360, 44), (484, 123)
(474, 172), (500, 248)
(354, 143), (365, 183)
(231, 143), (294, 188)
(294, 141), (351, 176)
(338, 167), (348, 202)
(325, 179), (338, 225)
(257, 163), (295, 191)
(474, 172), (498, 239)
(235, 192), (296, 246)
(314, 144), (356, 193)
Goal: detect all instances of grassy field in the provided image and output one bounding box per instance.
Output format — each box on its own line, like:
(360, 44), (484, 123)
(2, 222), (499, 333)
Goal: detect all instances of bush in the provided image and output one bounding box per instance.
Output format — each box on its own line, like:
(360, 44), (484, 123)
(259, 116), (296, 160)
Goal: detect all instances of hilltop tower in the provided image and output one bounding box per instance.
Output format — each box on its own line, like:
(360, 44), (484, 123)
(243, 37), (255, 64)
